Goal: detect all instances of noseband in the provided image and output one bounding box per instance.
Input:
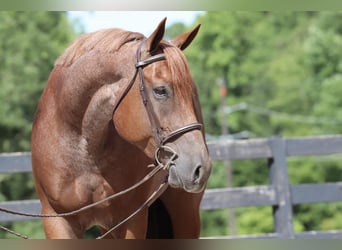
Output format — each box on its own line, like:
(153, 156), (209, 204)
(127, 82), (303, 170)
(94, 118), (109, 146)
(0, 40), (204, 240)
(113, 40), (202, 167)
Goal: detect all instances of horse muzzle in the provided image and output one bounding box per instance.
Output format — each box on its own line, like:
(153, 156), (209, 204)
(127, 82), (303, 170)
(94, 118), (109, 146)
(152, 144), (210, 193)
(167, 154), (211, 193)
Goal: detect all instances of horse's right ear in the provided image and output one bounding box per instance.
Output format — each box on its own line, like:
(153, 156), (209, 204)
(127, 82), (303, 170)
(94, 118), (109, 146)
(171, 24), (201, 51)
(144, 18), (167, 53)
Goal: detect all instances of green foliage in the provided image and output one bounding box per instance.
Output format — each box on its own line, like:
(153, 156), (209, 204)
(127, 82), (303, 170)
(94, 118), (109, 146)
(200, 209), (228, 237)
(174, 12), (342, 237)
(0, 173), (36, 201)
(1, 11), (342, 239)
(235, 207), (274, 235)
(0, 12), (75, 152)
(0, 221), (45, 239)
(0, 11), (76, 239)
(165, 22), (187, 40)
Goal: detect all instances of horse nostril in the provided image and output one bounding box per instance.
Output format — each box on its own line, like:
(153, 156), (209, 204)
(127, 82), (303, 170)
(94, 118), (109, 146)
(193, 165), (202, 183)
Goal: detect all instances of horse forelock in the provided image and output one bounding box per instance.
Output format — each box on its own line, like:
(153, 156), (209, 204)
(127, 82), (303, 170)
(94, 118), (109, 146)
(159, 42), (194, 104)
(55, 29), (145, 66)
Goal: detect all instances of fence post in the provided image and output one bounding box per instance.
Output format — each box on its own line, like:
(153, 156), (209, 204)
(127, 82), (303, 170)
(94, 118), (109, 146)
(268, 136), (294, 238)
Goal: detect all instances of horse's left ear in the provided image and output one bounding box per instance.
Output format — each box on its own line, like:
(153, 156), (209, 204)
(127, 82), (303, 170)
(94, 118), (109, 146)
(171, 24), (201, 50)
(145, 17), (167, 53)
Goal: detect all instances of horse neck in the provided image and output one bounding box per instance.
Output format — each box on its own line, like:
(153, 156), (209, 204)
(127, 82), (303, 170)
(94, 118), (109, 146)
(52, 49), (134, 132)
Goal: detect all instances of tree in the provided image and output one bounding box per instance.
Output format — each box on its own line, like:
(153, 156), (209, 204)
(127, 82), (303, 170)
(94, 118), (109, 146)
(172, 11), (342, 237)
(0, 12), (76, 152)
(0, 11), (76, 239)
(1, 11), (342, 239)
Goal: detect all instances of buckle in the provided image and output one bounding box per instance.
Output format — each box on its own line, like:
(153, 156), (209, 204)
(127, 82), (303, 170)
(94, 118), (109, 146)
(148, 145), (178, 170)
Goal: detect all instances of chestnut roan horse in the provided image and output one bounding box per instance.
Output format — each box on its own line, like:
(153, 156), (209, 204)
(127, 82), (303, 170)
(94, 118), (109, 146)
(31, 18), (211, 239)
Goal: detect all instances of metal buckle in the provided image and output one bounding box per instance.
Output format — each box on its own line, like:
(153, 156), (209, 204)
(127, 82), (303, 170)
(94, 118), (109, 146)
(148, 145), (178, 170)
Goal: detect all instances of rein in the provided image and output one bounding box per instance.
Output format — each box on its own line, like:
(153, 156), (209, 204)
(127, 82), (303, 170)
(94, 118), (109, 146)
(0, 156), (173, 239)
(0, 40), (202, 239)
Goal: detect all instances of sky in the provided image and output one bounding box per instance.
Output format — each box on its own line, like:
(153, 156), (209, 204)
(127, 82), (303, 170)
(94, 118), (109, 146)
(67, 11), (204, 36)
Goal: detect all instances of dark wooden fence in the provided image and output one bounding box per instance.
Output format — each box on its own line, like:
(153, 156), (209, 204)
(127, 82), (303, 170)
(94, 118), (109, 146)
(1, 135), (342, 239)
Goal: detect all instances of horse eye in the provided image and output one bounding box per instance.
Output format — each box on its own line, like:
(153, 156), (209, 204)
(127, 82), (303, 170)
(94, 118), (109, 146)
(153, 86), (169, 99)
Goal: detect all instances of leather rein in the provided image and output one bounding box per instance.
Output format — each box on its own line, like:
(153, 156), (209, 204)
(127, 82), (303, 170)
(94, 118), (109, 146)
(0, 40), (203, 239)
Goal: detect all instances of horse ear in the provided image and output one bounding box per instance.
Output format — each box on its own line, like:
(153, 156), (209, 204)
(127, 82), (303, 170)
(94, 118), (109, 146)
(171, 24), (201, 50)
(145, 17), (167, 53)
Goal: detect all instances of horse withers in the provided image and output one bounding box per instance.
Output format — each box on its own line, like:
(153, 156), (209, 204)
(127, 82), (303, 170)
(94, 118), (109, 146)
(31, 18), (211, 239)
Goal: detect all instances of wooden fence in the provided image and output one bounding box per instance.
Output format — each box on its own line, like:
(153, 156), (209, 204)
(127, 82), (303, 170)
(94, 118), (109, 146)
(0, 135), (342, 239)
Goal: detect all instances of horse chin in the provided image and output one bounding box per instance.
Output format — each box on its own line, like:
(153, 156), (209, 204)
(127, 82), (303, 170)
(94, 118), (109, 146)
(168, 165), (205, 193)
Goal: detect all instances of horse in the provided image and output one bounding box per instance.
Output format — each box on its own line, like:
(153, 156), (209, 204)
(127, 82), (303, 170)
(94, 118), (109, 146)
(31, 18), (211, 239)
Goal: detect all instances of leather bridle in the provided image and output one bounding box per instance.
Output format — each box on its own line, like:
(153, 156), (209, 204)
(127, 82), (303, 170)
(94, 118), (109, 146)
(0, 40), (205, 239)
(114, 40), (203, 167)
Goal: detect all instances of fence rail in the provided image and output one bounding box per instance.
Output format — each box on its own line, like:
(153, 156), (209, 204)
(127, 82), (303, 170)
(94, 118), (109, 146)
(1, 135), (342, 238)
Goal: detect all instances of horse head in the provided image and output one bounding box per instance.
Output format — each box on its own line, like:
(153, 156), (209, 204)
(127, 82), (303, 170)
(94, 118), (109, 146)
(113, 18), (211, 193)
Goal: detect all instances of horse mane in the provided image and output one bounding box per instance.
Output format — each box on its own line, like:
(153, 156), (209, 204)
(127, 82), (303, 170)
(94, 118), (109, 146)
(160, 42), (194, 103)
(54, 28), (194, 103)
(55, 28), (144, 66)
